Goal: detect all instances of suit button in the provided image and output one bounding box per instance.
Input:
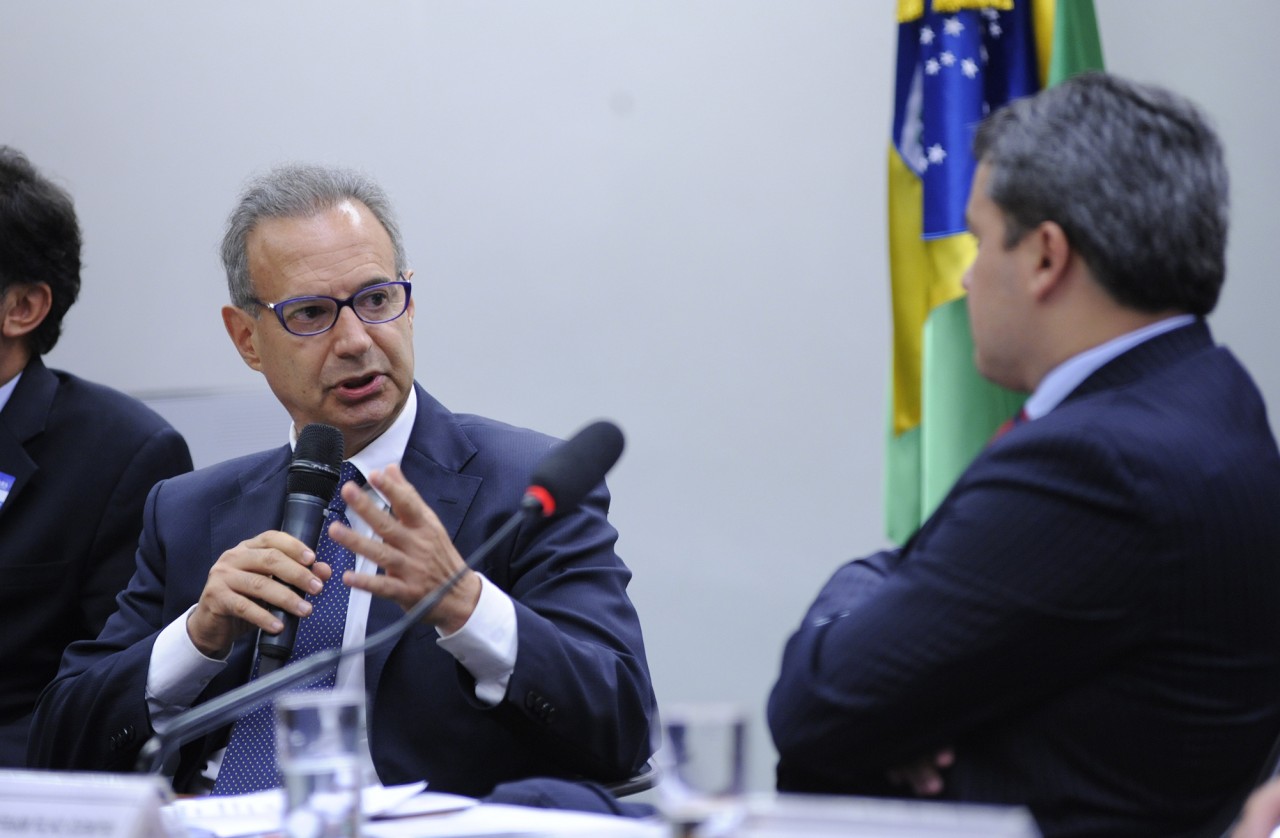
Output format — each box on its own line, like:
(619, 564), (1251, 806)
(532, 698), (554, 722)
(525, 692), (541, 711)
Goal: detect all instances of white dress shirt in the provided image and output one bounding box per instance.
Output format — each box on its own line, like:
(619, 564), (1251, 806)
(0, 369), (22, 413)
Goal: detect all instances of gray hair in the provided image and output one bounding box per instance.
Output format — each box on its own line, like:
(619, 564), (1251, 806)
(221, 163), (408, 308)
(973, 71), (1228, 316)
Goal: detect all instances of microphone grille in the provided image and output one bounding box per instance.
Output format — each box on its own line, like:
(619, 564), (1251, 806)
(529, 420), (624, 515)
(288, 423), (344, 499)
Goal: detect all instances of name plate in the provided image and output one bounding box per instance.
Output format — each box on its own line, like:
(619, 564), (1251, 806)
(0, 770), (176, 837)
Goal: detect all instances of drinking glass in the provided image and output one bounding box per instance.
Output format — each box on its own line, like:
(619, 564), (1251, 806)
(656, 702), (747, 837)
(276, 689), (365, 838)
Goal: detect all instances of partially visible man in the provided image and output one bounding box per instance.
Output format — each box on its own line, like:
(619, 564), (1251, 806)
(768, 72), (1280, 836)
(0, 147), (192, 765)
(28, 163), (655, 797)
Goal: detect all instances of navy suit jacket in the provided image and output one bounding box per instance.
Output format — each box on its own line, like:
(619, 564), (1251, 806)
(769, 322), (1280, 836)
(0, 356), (191, 766)
(28, 385), (655, 797)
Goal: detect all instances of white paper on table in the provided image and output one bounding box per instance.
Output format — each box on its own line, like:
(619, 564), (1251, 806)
(361, 802), (666, 838)
(169, 781), (474, 837)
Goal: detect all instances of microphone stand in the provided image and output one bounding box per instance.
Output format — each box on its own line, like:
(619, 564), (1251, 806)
(135, 497), (540, 775)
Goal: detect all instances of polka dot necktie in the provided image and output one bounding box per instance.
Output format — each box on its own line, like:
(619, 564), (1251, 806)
(211, 461), (364, 795)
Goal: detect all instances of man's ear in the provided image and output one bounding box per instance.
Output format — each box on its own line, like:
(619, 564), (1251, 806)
(0, 282), (53, 340)
(1026, 220), (1072, 301)
(403, 268), (415, 326)
(222, 305), (263, 372)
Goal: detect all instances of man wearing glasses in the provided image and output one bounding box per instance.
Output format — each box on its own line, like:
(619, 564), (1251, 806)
(28, 164), (656, 799)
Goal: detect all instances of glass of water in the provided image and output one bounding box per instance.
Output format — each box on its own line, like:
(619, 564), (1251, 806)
(276, 688), (365, 838)
(656, 702), (747, 837)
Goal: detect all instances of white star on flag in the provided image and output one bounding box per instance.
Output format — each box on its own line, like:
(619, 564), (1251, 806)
(920, 25), (935, 45)
(925, 58), (941, 75)
(961, 58), (979, 78)
(940, 51), (956, 67)
(943, 16), (965, 37)
(927, 144), (947, 165)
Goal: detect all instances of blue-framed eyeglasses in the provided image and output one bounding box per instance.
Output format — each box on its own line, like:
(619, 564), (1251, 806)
(253, 277), (412, 337)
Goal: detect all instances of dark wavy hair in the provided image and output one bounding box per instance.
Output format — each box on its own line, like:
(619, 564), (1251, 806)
(0, 147), (81, 355)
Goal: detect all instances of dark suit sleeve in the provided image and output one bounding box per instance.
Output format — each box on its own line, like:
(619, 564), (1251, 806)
(768, 427), (1154, 783)
(29, 477), (184, 771)
(80, 426), (193, 633)
(496, 480), (656, 781)
(368, 454), (656, 796)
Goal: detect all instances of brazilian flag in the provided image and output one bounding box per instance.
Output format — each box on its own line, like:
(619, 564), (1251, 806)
(884, 0), (1104, 543)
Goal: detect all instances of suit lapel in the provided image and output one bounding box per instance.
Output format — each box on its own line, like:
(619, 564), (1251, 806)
(363, 385), (483, 699)
(200, 447), (291, 693)
(0, 357), (58, 522)
(209, 447), (291, 555)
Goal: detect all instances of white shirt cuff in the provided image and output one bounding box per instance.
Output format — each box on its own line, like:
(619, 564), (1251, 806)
(435, 573), (518, 706)
(145, 605), (230, 728)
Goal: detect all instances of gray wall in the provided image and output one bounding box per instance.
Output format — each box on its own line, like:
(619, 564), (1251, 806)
(3, 1), (1276, 792)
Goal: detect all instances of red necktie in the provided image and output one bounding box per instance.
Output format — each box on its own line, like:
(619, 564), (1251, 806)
(991, 407), (1029, 442)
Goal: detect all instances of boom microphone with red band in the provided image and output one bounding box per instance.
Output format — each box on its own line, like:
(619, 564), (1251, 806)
(257, 423), (344, 674)
(522, 420), (625, 517)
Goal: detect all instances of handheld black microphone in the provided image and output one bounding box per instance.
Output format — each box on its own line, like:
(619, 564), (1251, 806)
(136, 419), (624, 775)
(256, 423), (344, 674)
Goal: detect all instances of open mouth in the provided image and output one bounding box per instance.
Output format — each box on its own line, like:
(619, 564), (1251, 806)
(336, 373), (382, 399)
